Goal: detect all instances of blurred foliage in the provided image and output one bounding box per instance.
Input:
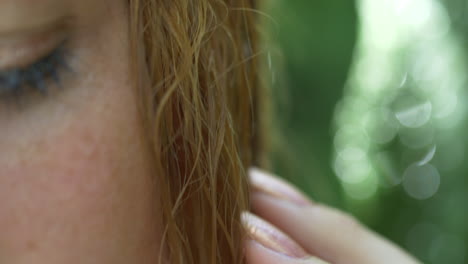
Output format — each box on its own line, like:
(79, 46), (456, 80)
(268, 0), (468, 263)
(266, 0), (358, 206)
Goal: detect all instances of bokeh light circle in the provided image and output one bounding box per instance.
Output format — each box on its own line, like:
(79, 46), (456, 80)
(402, 163), (440, 200)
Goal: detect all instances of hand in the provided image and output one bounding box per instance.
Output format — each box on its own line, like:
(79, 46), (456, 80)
(243, 168), (422, 264)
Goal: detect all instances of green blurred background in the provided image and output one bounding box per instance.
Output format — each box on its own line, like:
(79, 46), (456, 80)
(267, 0), (468, 263)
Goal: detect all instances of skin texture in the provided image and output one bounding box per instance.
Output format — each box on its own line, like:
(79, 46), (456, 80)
(0, 0), (162, 263)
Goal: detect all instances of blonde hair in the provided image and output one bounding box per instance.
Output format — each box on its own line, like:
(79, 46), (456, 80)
(129, 0), (267, 263)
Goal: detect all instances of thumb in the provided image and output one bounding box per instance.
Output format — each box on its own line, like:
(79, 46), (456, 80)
(243, 212), (329, 264)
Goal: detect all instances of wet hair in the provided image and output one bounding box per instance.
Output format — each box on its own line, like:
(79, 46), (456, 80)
(129, 0), (268, 263)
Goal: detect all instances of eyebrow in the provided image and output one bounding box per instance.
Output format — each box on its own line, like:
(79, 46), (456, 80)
(0, 1), (71, 36)
(1, 18), (73, 40)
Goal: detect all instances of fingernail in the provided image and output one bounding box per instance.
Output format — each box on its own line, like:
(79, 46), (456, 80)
(249, 168), (312, 206)
(242, 212), (309, 259)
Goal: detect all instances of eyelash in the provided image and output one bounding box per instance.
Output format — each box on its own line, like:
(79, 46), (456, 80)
(0, 43), (70, 96)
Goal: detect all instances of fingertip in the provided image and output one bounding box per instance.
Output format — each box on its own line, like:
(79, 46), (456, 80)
(242, 212), (309, 259)
(248, 168), (312, 206)
(245, 240), (329, 264)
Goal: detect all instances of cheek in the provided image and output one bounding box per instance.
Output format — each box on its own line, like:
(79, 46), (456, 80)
(0, 97), (159, 262)
(0, 41), (160, 263)
(1, 125), (120, 236)
(2, 115), (132, 217)
(0, 2), (161, 261)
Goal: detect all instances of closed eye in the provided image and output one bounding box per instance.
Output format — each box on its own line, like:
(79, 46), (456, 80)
(0, 41), (70, 97)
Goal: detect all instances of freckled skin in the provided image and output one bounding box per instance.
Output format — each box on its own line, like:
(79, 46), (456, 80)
(0, 1), (162, 263)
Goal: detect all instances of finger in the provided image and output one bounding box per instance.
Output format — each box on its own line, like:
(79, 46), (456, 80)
(242, 212), (330, 264)
(249, 168), (420, 264)
(246, 240), (330, 264)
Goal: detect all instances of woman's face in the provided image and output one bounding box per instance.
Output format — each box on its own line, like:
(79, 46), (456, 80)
(0, 1), (162, 263)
